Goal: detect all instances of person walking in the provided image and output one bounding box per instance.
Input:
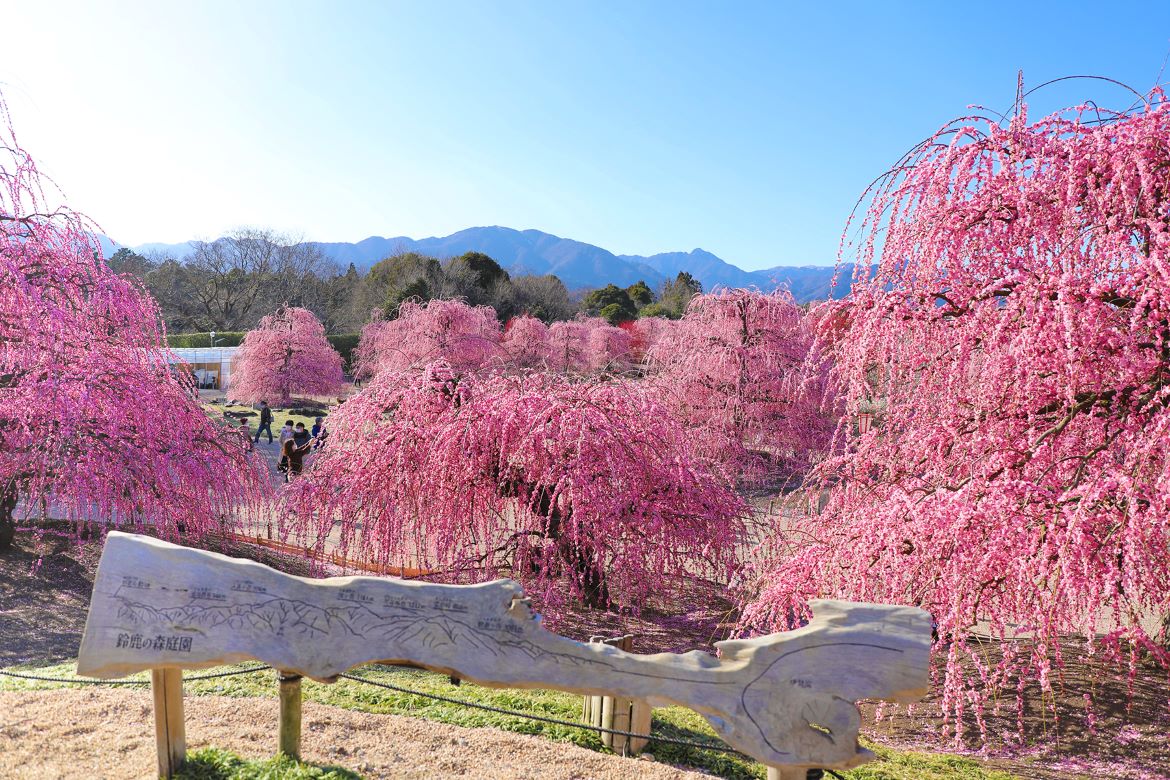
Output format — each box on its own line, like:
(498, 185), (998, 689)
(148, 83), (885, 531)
(254, 401), (274, 444)
(292, 422), (311, 448)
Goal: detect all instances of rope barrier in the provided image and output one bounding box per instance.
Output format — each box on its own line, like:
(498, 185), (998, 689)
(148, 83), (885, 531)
(0, 665), (271, 685)
(0, 665), (846, 777)
(0, 669), (148, 686)
(338, 671), (750, 757)
(337, 673), (846, 777)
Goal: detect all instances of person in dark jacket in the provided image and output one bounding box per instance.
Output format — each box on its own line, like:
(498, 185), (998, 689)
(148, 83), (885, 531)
(280, 438), (312, 482)
(254, 401), (274, 444)
(292, 422), (311, 448)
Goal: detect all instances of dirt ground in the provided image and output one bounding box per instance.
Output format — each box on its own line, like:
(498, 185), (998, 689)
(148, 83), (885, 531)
(2, 530), (1169, 779)
(0, 533), (103, 665)
(0, 688), (710, 779)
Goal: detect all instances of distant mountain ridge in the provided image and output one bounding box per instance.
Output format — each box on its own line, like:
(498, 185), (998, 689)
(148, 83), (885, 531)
(123, 226), (852, 302)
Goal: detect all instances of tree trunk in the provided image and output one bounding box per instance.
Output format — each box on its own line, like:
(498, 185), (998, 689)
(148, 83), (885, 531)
(0, 485), (17, 553)
(505, 480), (612, 610)
(557, 535), (611, 610)
(542, 495), (610, 610)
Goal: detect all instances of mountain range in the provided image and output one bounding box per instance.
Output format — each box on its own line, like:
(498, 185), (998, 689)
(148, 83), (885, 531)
(119, 226), (853, 302)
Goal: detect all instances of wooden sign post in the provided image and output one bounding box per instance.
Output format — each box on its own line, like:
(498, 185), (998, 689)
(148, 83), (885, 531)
(78, 532), (931, 777)
(278, 671), (303, 760)
(150, 668), (185, 777)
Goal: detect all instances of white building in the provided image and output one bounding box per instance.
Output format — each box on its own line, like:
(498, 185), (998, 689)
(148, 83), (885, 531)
(167, 347), (239, 390)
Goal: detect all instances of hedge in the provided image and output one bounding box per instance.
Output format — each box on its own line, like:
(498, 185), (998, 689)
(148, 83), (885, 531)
(165, 332), (246, 348)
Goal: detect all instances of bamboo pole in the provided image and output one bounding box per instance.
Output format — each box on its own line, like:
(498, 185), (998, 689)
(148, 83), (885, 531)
(591, 635), (635, 752)
(600, 694), (616, 749)
(150, 668), (186, 778)
(278, 671), (303, 760)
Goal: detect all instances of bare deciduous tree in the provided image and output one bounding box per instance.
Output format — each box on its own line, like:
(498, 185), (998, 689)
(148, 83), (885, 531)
(184, 228), (333, 330)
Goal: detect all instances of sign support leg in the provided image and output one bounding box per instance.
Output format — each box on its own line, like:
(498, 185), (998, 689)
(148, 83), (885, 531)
(628, 699), (652, 755)
(151, 668), (186, 778)
(279, 671), (303, 760)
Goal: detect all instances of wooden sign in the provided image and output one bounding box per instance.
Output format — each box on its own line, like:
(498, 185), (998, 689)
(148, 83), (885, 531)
(78, 532), (931, 775)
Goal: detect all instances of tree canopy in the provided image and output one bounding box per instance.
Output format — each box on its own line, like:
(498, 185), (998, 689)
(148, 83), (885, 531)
(230, 306), (346, 404)
(626, 280), (655, 307)
(658, 272), (702, 317)
(582, 284), (637, 324)
(743, 94), (1170, 735)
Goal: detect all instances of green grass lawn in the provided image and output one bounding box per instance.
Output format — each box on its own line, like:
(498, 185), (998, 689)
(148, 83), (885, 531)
(211, 402), (328, 434)
(1, 660), (1017, 780)
(174, 748), (361, 780)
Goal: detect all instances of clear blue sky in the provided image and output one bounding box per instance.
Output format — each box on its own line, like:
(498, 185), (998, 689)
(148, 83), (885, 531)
(2, 1), (1167, 269)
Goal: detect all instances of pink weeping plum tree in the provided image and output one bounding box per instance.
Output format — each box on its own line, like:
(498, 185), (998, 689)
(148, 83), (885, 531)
(500, 314), (550, 369)
(352, 298), (502, 379)
(230, 306), (345, 404)
(648, 289), (834, 484)
(583, 317), (632, 374)
(504, 316), (634, 376)
(282, 363), (746, 615)
(544, 320), (591, 373)
(742, 87), (1170, 740)
(0, 99), (266, 551)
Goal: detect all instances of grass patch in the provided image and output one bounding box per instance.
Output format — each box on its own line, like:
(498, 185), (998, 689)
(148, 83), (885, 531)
(174, 747), (360, 780)
(212, 403), (325, 433)
(1, 661), (1018, 779)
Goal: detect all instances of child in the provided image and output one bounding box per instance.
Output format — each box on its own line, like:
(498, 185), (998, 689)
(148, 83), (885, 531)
(238, 418), (252, 451)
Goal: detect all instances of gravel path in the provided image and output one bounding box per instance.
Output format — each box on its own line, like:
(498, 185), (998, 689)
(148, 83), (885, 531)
(0, 688), (713, 779)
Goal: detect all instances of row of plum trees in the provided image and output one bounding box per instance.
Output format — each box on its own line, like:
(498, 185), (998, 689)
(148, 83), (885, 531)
(347, 292), (835, 479)
(217, 287), (831, 613)
(273, 289), (832, 613)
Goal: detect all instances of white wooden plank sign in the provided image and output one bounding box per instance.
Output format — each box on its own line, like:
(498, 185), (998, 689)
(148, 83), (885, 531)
(78, 531), (931, 771)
